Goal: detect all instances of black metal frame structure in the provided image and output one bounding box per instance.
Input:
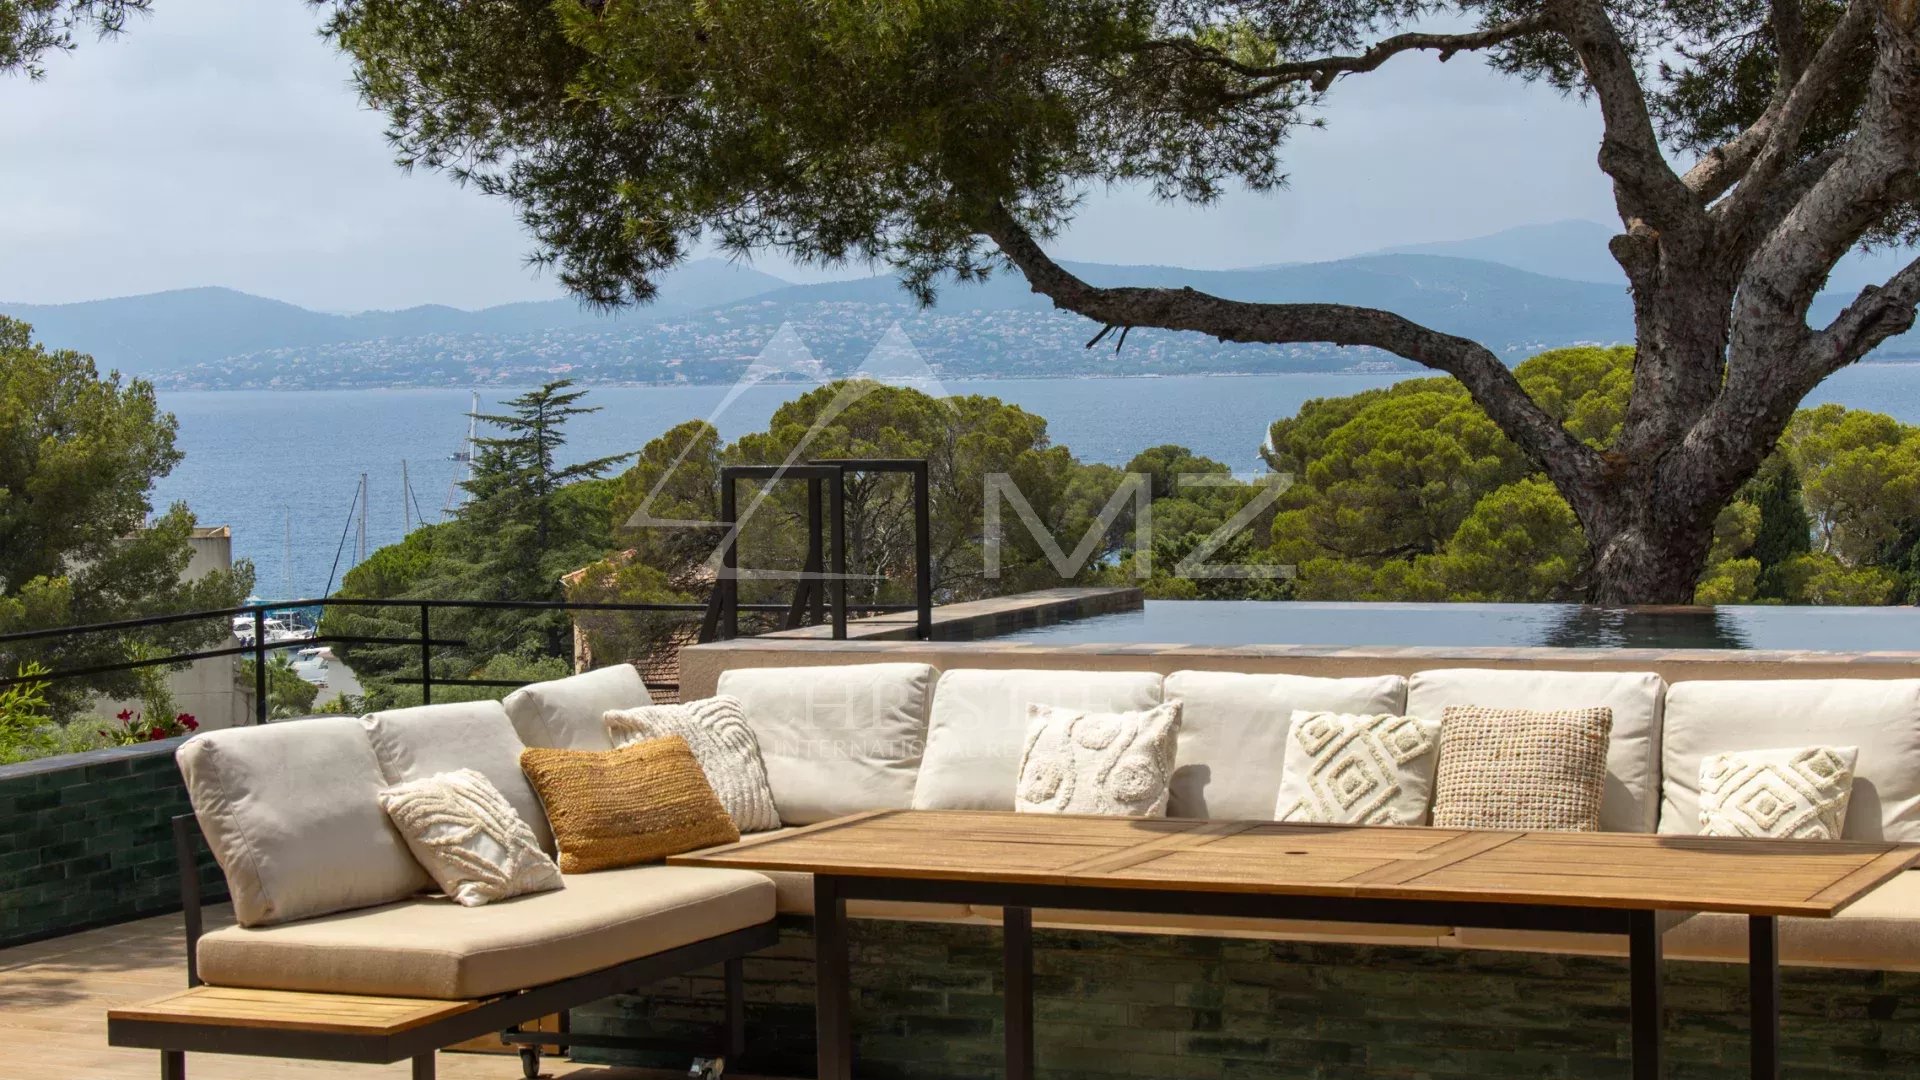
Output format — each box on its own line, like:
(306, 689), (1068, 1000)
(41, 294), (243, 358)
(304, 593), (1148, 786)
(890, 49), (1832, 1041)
(714, 458), (932, 642)
(809, 874), (1786, 1080)
(113, 815), (775, 1080)
(0, 596), (753, 720)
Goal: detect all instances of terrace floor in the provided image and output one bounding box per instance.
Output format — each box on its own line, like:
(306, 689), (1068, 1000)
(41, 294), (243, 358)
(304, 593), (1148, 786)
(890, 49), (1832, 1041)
(0, 906), (750, 1080)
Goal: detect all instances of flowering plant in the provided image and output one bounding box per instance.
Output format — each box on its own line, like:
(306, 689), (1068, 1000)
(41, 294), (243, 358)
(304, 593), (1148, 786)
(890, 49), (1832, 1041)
(114, 709), (199, 742)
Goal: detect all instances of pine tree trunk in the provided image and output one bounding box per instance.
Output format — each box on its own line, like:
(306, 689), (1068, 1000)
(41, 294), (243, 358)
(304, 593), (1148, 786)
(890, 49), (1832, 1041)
(1585, 500), (1719, 605)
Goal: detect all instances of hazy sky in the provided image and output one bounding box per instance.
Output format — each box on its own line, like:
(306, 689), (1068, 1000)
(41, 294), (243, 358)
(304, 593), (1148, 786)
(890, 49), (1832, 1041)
(1, 2), (1619, 312)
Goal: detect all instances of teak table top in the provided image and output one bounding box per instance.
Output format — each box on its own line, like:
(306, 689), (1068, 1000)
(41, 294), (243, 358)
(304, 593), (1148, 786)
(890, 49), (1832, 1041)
(671, 809), (1920, 918)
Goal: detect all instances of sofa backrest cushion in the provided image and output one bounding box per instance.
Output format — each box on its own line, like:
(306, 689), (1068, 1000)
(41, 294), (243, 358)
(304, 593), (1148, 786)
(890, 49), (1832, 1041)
(175, 717), (432, 927)
(362, 700), (554, 853)
(716, 662), (936, 825)
(912, 668), (1164, 811)
(1162, 670), (1407, 821)
(1662, 679), (1920, 841)
(502, 664), (651, 751)
(1406, 668), (1664, 833)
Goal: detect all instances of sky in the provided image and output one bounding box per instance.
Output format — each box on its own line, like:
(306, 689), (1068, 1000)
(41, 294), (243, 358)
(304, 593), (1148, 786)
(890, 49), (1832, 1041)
(0, 2), (1623, 313)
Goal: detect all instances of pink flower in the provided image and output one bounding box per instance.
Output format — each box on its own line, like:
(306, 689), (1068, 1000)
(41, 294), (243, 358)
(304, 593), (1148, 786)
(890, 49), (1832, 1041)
(116, 709), (134, 722)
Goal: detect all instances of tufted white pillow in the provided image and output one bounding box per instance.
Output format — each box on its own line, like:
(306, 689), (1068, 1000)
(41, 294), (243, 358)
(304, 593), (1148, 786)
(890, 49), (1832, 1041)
(1015, 701), (1183, 817)
(605, 696), (781, 834)
(1273, 711), (1442, 826)
(1700, 746), (1859, 840)
(377, 769), (563, 907)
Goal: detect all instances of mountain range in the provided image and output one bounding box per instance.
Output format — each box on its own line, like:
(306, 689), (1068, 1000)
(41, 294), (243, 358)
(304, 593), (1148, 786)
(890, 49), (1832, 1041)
(3, 221), (1913, 389)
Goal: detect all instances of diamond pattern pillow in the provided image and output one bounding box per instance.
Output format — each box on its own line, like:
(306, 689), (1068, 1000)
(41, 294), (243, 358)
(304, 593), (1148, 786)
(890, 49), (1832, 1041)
(1700, 746), (1859, 839)
(1015, 702), (1182, 817)
(1273, 711), (1443, 826)
(377, 769), (563, 907)
(605, 696), (781, 833)
(1431, 705), (1613, 832)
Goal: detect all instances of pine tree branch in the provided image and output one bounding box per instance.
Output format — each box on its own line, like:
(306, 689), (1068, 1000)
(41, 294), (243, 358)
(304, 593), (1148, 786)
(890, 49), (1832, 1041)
(977, 206), (1605, 505)
(1152, 16), (1552, 95)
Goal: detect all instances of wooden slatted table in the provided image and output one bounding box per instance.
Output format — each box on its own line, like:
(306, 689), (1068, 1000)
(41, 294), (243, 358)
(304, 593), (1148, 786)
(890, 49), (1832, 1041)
(672, 810), (1920, 1080)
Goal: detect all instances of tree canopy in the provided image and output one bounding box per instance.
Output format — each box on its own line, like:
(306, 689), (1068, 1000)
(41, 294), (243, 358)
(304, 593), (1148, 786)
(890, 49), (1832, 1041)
(321, 0), (1920, 604)
(0, 317), (253, 717)
(1, 0), (145, 78)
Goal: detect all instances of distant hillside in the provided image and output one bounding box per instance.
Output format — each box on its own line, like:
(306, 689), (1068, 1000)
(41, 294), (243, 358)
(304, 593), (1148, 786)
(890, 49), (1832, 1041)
(1379, 220), (1624, 285)
(0, 259), (789, 373)
(7, 236), (1915, 390)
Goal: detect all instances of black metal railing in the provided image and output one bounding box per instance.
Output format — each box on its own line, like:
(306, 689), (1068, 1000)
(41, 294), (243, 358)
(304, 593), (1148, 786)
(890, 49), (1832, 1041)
(0, 595), (812, 724)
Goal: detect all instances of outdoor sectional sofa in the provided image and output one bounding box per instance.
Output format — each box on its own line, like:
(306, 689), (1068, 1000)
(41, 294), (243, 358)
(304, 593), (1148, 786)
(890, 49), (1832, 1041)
(108, 659), (1920, 1079)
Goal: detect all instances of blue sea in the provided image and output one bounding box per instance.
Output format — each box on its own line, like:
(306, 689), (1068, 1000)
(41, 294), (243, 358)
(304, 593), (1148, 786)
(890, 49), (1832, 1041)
(151, 365), (1920, 599)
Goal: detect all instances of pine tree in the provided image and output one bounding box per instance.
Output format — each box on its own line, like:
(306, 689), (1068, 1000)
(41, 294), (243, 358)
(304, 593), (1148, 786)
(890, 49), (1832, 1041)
(1750, 458), (1814, 601)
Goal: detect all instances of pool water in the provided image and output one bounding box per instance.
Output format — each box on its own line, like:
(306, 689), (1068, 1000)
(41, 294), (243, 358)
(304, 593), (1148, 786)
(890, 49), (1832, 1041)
(999, 600), (1920, 652)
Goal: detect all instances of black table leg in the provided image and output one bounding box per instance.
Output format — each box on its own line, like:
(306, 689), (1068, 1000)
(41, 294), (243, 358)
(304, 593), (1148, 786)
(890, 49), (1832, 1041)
(814, 875), (852, 1080)
(1751, 915), (1779, 1080)
(1004, 906), (1035, 1080)
(160, 1050), (184, 1080)
(411, 1052), (435, 1080)
(725, 954), (748, 1058)
(1629, 909), (1664, 1080)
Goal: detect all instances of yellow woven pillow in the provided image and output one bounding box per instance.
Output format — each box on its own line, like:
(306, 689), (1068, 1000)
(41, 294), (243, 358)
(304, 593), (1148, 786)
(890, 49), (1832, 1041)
(519, 736), (740, 873)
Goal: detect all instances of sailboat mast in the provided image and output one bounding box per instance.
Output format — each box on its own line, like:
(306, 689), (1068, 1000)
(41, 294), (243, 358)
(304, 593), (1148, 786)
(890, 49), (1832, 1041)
(402, 460), (412, 533)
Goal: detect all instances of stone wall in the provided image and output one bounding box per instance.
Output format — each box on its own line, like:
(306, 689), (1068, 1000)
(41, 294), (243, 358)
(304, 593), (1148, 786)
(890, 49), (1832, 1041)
(0, 737), (225, 948)
(577, 917), (1920, 1080)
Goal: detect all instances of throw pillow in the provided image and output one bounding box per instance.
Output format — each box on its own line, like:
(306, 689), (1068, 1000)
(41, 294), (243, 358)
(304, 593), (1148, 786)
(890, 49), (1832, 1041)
(604, 695), (781, 833)
(1431, 705), (1613, 832)
(1700, 745), (1859, 839)
(1015, 701), (1182, 817)
(1273, 711), (1443, 826)
(376, 768), (563, 907)
(520, 736), (741, 873)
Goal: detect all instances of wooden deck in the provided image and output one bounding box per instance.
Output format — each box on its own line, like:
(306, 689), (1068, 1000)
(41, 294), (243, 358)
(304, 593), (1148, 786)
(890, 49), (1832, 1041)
(0, 906), (737, 1080)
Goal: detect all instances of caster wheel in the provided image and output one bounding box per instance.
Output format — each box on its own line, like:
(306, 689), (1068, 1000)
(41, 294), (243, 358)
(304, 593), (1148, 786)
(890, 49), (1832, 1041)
(689, 1055), (726, 1079)
(518, 1046), (542, 1079)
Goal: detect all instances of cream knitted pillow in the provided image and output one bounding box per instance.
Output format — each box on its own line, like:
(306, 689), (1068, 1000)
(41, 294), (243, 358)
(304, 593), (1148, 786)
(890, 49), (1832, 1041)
(604, 695), (781, 833)
(1700, 745), (1858, 839)
(1431, 705), (1613, 832)
(1015, 701), (1182, 817)
(1274, 711), (1443, 826)
(377, 769), (563, 907)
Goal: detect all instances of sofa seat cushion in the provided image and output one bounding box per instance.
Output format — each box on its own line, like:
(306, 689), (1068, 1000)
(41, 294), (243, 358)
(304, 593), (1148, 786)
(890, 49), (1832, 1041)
(1451, 871), (1920, 970)
(975, 907), (1451, 944)
(717, 663), (936, 824)
(196, 865), (774, 999)
(1661, 679), (1920, 842)
(1407, 668), (1664, 833)
(914, 669), (1163, 812)
(1165, 671), (1408, 821)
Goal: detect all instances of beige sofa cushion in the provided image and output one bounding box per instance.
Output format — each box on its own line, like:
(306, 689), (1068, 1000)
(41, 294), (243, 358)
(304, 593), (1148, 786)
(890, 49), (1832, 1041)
(1453, 871), (1920, 971)
(1164, 670), (1407, 820)
(914, 669), (1163, 811)
(176, 718), (433, 927)
(1407, 668), (1664, 833)
(503, 664), (652, 751)
(362, 700), (553, 853)
(196, 864), (775, 999)
(1662, 679), (1920, 842)
(716, 663), (935, 824)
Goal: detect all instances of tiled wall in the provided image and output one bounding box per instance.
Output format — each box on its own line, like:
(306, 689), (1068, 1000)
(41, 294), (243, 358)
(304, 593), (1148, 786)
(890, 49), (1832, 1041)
(0, 738), (224, 948)
(579, 917), (1920, 1080)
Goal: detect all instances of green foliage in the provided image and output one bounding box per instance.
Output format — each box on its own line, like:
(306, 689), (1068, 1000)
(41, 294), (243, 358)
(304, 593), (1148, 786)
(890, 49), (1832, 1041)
(0, 318), (254, 718)
(240, 655), (321, 720)
(325, 383), (627, 707)
(1, 0), (146, 79)
(1258, 347), (1920, 605)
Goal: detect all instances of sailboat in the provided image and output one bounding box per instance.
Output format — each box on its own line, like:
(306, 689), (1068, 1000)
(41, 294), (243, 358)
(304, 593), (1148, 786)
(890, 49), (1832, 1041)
(445, 390), (479, 515)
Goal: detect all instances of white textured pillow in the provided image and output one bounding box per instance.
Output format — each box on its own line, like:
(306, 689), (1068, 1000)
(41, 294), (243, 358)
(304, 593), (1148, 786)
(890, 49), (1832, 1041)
(1016, 702), (1182, 817)
(377, 769), (563, 907)
(1273, 711), (1442, 826)
(1700, 746), (1859, 840)
(362, 700), (553, 853)
(604, 696), (781, 834)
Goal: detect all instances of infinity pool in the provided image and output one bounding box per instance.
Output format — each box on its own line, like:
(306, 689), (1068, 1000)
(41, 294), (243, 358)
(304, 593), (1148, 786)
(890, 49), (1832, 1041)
(999, 600), (1920, 652)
